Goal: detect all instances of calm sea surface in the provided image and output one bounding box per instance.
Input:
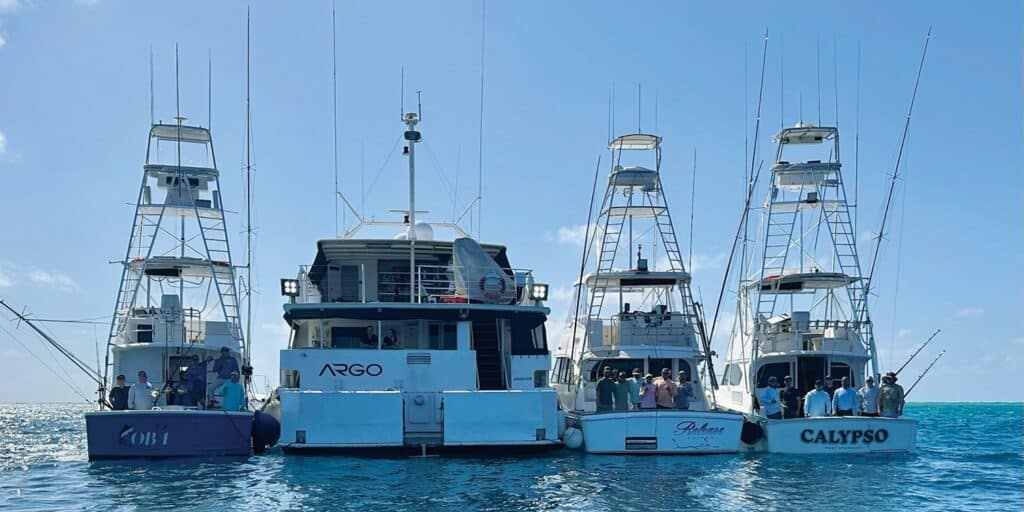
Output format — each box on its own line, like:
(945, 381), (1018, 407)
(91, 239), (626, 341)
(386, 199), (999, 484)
(0, 403), (1020, 511)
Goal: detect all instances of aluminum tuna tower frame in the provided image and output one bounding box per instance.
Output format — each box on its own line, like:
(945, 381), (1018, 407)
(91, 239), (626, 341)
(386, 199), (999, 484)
(101, 120), (245, 394)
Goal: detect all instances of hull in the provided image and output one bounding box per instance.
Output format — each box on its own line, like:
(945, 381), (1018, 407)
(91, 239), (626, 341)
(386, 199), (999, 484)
(85, 410), (253, 460)
(763, 416), (917, 454)
(572, 410), (744, 454)
(277, 388), (562, 451)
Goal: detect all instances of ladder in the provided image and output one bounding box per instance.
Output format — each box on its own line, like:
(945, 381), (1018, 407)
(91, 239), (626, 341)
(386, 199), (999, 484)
(754, 186), (800, 320)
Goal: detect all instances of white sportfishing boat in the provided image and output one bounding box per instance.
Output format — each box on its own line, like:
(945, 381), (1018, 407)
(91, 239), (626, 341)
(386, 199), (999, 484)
(551, 133), (743, 455)
(717, 123), (917, 454)
(269, 111), (561, 454)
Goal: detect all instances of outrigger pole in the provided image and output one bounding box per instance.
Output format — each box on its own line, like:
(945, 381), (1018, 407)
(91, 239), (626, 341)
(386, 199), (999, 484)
(894, 328), (941, 376)
(0, 300), (107, 406)
(904, 349), (944, 399)
(861, 27), (932, 324)
(566, 155), (602, 393)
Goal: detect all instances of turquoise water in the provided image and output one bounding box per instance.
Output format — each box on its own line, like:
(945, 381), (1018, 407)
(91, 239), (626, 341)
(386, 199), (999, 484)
(1, 403), (1020, 511)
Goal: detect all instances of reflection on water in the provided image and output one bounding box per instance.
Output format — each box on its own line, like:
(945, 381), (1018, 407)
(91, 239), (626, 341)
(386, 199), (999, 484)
(1, 403), (1021, 511)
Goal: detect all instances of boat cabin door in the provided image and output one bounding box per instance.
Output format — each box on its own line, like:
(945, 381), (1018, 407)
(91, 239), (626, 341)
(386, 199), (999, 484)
(796, 356), (826, 395)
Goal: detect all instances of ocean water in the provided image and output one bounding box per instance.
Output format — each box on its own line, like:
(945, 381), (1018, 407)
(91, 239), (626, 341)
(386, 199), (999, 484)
(0, 403), (1020, 511)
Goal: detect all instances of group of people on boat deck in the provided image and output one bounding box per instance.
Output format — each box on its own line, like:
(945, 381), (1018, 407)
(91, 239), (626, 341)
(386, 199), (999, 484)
(104, 347), (246, 411)
(758, 371), (906, 419)
(595, 366), (694, 412)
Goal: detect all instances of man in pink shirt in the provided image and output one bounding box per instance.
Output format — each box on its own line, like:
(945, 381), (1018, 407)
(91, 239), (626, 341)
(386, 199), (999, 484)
(653, 368), (678, 409)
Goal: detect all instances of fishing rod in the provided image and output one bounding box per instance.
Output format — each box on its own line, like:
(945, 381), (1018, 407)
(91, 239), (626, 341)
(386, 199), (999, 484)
(0, 299), (108, 405)
(904, 349), (944, 398)
(566, 155), (602, 393)
(894, 328), (940, 376)
(860, 27), (931, 324)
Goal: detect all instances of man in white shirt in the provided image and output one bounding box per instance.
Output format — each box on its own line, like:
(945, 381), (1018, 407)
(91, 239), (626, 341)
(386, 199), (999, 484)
(858, 376), (880, 417)
(803, 379), (832, 417)
(832, 376), (859, 416)
(759, 376), (783, 419)
(128, 370), (156, 410)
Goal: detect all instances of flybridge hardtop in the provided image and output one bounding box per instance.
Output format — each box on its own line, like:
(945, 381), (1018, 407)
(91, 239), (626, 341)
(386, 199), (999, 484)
(551, 132), (743, 455)
(270, 110), (561, 453)
(717, 122), (917, 454)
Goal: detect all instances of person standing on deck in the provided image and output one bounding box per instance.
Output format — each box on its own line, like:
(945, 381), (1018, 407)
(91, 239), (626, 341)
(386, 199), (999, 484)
(803, 379), (832, 417)
(824, 375), (837, 398)
(613, 371), (631, 412)
(878, 372), (905, 418)
(858, 376), (880, 417)
(780, 376), (801, 418)
(832, 377), (859, 416)
(128, 371), (155, 410)
(108, 374), (130, 411)
(595, 367), (616, 413)
(627, 369), (643, 410)
(675, 371), (694, 410)
(759, 376), (783, 419)
(653, 368), (678, 410)
(215, 371), (246, 411)
(183, 355), (207, 407)
(639, 374), (657, 409)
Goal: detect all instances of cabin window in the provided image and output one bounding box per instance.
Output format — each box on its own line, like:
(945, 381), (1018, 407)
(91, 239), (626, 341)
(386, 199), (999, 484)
(829, 362), (854, 387)
(677, 359), (693, 382)
(136, 324), (153, 344)
(756, 362), (791, 388)
(511, 322), (548, 355)
(723, 363), (743, 386)
(553, 357), (572, 384)
(648, 358), (673, 377)
(589, 358), (643, 381)
(428, 322), (458, 350)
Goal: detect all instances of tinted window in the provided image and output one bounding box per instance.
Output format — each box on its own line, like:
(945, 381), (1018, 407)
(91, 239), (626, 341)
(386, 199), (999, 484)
(756, 362), (790, 387)
(589, 359), (643, 381)
(677, 359), (693, 382)
(648, 358), (673, 377)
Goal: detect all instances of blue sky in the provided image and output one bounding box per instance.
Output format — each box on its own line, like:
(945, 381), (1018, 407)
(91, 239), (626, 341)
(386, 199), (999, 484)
(0, 1), (1020, 402)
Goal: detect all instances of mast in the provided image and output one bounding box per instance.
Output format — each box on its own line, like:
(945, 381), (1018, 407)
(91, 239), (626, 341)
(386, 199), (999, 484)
(404, 106), (422, 303)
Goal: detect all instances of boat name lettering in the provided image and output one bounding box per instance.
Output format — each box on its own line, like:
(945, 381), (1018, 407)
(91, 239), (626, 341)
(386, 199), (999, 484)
(119, 425), (170, 447)
(319, 363), (384, 377)
(800, 428), (889, 444)
(675, 421), (726, 435)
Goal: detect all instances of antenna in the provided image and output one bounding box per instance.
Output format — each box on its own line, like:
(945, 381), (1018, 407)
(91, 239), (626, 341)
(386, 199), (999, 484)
(207, 48), (212, 129)
(637, 82), (642, 132)
(854, 42), (861, 232)
(400, 66), (405, 121)
(606, 88), (612, 142)
(654, 89), (659, 133)
(476, 0), (486, 240)
(779, 34), (784, 129)
(816, 33), (822, 125)
(832, 34), (839, 126)
(149, 47), (154, 126)
(243, 7), (255, 377)
(416, 89), (422, 120)
(688, 148), (696, 270)
(332, 3), (339, 236)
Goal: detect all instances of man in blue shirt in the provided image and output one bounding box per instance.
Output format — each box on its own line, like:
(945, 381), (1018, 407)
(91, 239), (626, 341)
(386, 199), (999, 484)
(215, 371), (246, 411)
(626, 368), (643, 410)
(832, 376), (859, 416)
(758, 376), (783, 419)
(804, 379), (832, 417)
(212, 346), (240, 381)
(675, 371), (694, 410)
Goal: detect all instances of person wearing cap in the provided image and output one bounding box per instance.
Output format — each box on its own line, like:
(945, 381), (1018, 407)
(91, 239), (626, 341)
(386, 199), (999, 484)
(653, 368), (678, 410)
(595, 366), (616, 413)
(212, 346), (240, 381)
(831, 376), (859, 416)
(878, 372), (905, 418)
(780, 376), (801, 419)
(758, 376), (783, 419)
(674, 371), (694, 410)
(803, 379), (832, 417)
(626, 368), (643, 410)
(182, 355), (208, 407)
(128, 370), (155, 410)
(214, 371), (246, 412)
(108, 374), (130, 410)
(639, 374), (657, 409)
(858, 376), (880, 417)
